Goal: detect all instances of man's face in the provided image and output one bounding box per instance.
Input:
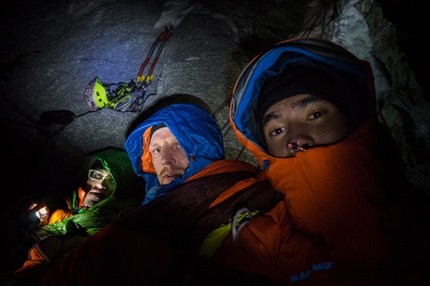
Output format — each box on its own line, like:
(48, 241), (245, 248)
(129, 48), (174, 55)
(149, 127), (189, 185)
(83, 169), (115, 208)
(262, 94), (349, 157)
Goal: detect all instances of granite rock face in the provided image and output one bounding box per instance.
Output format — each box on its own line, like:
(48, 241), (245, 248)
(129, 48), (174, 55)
(353, 0), (430, 194)
(1, 0), (428, 195)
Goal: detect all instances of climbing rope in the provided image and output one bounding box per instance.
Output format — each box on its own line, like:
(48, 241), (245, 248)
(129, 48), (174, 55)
(295, 0), (339, 38)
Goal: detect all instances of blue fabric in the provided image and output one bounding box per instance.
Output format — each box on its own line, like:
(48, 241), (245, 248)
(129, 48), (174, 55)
(232, 40), (369, 146)
(125, 103), (224, 204)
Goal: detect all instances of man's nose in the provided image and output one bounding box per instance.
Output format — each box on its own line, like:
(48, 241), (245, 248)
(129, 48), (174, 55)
(161, 148), (176, 166)
(287, 123), (314, 149)
(93, 182), (105, 189)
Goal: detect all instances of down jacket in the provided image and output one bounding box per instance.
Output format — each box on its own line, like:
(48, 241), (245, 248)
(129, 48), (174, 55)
(222, 37), (430, 284)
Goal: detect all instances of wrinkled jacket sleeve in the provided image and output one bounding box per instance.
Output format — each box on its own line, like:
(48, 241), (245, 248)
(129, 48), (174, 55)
(42, 197), (140, 236)
(41, 218), (79, 236)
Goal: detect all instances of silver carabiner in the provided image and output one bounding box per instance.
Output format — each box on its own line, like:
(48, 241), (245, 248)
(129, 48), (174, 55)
(232, 207), (252, 246)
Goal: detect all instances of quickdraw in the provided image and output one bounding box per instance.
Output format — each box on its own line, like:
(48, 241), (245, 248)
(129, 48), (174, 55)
(85, 27), (173, 112)
(137, 27), (173, 83)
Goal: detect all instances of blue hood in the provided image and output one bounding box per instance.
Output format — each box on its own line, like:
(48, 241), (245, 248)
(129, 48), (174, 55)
(230, 37), (373, 158)
(125, 103), (225, 204)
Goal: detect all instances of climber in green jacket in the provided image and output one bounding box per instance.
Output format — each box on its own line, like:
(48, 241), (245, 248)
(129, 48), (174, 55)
(39, 148), (142, 237)
(15, 147), (141, 272)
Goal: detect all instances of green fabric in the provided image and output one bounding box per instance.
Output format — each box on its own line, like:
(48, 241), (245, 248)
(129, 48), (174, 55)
(42, 148), (141, 237)
(78, 148), (139, 198)
(42, 196), (140, 236)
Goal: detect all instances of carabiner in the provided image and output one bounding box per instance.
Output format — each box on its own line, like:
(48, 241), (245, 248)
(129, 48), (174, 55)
(232, 207), (253, 246)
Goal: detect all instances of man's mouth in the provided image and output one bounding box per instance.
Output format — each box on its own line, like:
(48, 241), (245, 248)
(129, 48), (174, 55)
(89, 190), (105, 200)
(158, 167), (186, 184)
(165, 172), (183, 180)
(161, 171), (184, 182)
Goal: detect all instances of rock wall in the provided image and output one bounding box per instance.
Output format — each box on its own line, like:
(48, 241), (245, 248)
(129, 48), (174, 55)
(352, 0), (430, 194)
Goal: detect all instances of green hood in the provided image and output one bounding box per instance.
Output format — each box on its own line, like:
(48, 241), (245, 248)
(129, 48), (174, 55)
(77, 148), (139, 199)
(42, 148), (141, 237)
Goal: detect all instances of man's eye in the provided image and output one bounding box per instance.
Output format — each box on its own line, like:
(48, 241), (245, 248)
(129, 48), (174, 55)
(270, 127), (286, 136)
(152, 148), (161, 154)
(94, 173), (103, 179)
(309, 111), (324, 119)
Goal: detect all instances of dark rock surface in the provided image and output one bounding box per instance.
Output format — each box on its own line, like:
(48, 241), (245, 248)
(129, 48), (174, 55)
(1, 0), (428, 199)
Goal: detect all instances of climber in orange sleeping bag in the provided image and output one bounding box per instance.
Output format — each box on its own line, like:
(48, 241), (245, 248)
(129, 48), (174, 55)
(222, 37), (430, 285)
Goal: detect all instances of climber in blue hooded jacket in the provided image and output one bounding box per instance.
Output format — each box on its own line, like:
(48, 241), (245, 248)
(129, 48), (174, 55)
(125, 103), (225, 204)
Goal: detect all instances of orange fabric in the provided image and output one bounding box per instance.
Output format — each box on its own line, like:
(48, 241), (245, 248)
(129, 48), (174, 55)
(185, 159), (259, 182)
(78, 187), (86, 207)
(141, 126), (156, 173)
(180, 160), (342, 284)
(228, 114), (429, 283)
(48, 209), (73, 225)
(183, 159), (261, 208)
(215, 201), (337, 285)
(265, 118), (389, 268)
(46, 195), (73, 224)
(21, 247), (46, 268)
